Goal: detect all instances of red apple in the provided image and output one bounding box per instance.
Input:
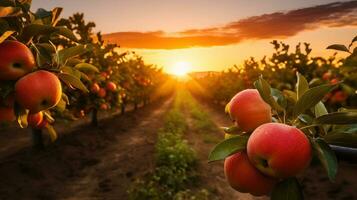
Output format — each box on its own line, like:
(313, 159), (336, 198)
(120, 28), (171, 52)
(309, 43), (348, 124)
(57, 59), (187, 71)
(331, 91), (348, 103)
(229, 89), (271, 132)
(15, 70), (62, 113)
(106, 81), (117, 92)
(0, 107), (16, 124)
(98, 88), (106, 98)
(247, 123), (312, 178)
(36, 119), (48, 129)
(27, 112), (43, 128)
(100, 72), (108, 79)
(100, 103), (108, 110)
(322, 72), (331, 81)
(330, 78), (339, 85)
(91, 83), (100, 93)
(0, 41), (35, 80)
(224, 152), (277, 196)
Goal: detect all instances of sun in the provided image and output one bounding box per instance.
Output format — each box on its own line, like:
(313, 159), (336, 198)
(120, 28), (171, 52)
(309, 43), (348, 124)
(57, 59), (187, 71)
(172, 61), (191, 76)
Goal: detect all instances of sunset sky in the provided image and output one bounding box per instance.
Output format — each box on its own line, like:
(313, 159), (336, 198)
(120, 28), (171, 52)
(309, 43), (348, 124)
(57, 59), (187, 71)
(32, 0), (357, 74)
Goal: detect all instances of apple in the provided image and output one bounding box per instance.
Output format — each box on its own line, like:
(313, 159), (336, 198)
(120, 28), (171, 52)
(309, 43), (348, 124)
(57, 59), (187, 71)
(27, 112), (43, 128)
(106, 81), (117, 92)
(330, 78), (339, 85)
(100, 103), (108, 110)
(15, 70), (62, 113)
(0, 107), (16, 124)
(98, 88), (106, 98)
(331, 91), (348, 103)
(229, 89), (271, 132)
(100, 72), (108, 79)
(0, 41), (35, 80)
(224, 152), (277, 196)
(247, 123), (312, 178)
(91, 83), (100, 93)
(36, 118), (48, 129)
(322, 72), (331, 81)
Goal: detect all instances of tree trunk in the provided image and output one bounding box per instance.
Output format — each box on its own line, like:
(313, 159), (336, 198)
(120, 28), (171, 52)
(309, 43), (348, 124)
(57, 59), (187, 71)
(32, 128), (44, 150)
(134, 102), (138, 110)
(91, 108), (98, 127)
(121, 103), (126, 115)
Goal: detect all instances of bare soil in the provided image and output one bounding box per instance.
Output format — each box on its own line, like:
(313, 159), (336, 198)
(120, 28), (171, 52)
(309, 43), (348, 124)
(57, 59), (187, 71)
(0, 98), (172, 200)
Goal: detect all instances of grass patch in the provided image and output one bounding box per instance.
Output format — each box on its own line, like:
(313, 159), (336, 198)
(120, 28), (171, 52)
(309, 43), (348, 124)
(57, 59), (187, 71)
(128, 90), (209, 200)
(182, 91), (221, 144)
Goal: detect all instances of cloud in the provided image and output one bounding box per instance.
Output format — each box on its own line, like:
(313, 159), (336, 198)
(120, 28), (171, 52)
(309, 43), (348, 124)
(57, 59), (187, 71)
(103, 1), (357, 49)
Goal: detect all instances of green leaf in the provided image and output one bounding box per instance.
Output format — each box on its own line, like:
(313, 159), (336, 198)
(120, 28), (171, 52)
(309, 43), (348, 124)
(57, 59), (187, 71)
(314, 101), (330, 132)
(220, 126), (241, 134)
(349, 35), (357, 48)
(208, 135), (249, 162)
(58, 73), (89, 93)
(326, 44), (350, 53)
(55, 98), (66, 112)
(45, 124), (57, 142)
(55, 26), (78, 41)
(254, 76), (284, 111)
(0, 6), (22, 17)
(20, 24), (56, 42)
(0, 30), (14, 44)
(271, 88), (287, 109)
(51, 7), (62, 26)
(296, 73), (309, 99)
(312, 138), (338, 181)
(293, 84), (336, 117)
(271, 178), (304, 200)
(225, 101), (231, 115)
(43, 110), (55, 123)
(62, 93), (70, 105)
(58, 45), (87, 65)
(14, 103), (28, 128)
(314, 111), (357, 125)
(324, 131), (357, 148)
(283, 90), (297, 103)
(298, 114), (313, 124)
(314, 102), (328, 118)
(74, 63), (99, 73)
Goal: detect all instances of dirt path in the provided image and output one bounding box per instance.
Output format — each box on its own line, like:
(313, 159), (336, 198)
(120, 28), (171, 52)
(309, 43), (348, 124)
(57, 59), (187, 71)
(0, 98), (173, 200)
(184, 96), (267, 200)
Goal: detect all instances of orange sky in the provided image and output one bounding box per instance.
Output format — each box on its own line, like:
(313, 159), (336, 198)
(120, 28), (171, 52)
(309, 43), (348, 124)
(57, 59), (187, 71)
(32, 0), (357, 74)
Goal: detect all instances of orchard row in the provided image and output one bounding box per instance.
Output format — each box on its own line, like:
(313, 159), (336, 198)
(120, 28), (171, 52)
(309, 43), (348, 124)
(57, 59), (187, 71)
(205, 37), (357, 199)
(0, 1), (171, 147)
(188, 39), (357, 111)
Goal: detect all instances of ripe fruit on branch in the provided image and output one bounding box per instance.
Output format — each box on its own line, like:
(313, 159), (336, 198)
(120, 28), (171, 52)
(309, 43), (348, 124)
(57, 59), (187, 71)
(91, 83), (100, 93)
(98, 88), (106, 98)
(224, 152), (277, 196)
(0, 107), (16, 124)
(27, 112), (44, 128)
(229, 89), (271, 132)
(330, 78), (339, 85)
(322, 72), (331, 81)
(106, 81), (117, 92)
(247, 123), (312, 178)
(15, 70), (62, 113)
(0, 41), (35, 80)
(100, 103), (108, 110)
(331, 91), (348, 103)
